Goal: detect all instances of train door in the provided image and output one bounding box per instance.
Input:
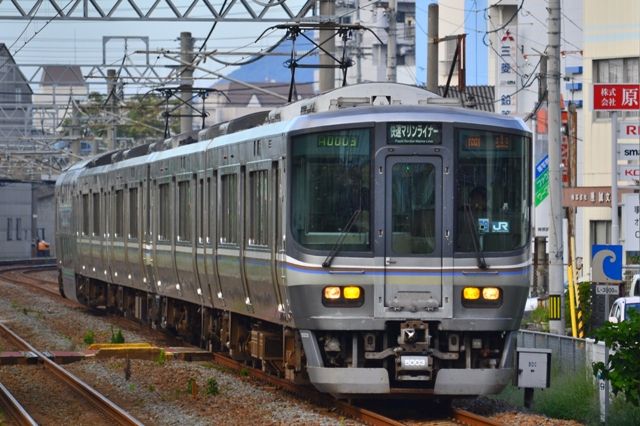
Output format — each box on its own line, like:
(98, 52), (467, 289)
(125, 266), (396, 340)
(384, 156), (443, 311)
(142, 165), (157, 294)
(195, 172), (215, 307)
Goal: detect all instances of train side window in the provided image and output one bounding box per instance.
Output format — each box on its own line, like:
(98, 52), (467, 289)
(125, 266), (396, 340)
(207, 176), (215, 245)
(178, 180), (191, 242)
(129, 187), (138, 239)
(248, 169), (269, 247)
(198, 178), (204, 244)
(92, 192), (100, 236)
(115, 189), (124, 238)
(6, 218), (12, 240)
(82, 194), (89, 235)
(158, 183), (171, 241)
(220, 173), (238, 245)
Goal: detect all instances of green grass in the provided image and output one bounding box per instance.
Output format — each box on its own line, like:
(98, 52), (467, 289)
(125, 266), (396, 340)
(493, 365), (598, 424)
(493, 362), (640, 425)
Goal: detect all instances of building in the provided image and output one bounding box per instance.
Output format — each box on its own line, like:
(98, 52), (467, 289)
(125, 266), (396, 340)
(0, 180), (55, 259)
(0, 43), (33, 151)
(206, 82), (316, 125)
(32, 65), (87, 136)
(578, 0), (640, 280)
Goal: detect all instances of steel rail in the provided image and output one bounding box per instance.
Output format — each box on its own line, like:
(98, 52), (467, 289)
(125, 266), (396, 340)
(213, 354), (405, 426)
(453, 408), (503, 426)
(0, 382), (38, 426)
(0, 323), (143, 426)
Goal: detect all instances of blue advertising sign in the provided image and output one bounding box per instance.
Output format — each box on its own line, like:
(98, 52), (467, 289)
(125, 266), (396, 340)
(591, 244), (623, 283)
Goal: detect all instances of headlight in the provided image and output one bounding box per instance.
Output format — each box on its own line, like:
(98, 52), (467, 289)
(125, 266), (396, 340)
(322, 286), (364, 307)
(462, 286), (503, 307)
(482, 287), (501, 300)
(323, 286), (341, 300)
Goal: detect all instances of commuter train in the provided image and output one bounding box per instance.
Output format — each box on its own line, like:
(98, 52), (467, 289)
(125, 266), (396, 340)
(56, 82), (532, 396)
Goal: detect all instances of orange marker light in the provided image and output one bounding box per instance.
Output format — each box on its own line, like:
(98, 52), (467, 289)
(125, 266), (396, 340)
(463, 287), (481, 300)
(343, 286), (361, 300)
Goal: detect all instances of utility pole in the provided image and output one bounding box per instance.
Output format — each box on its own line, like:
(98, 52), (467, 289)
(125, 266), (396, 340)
(70, 102), (81, 156)
(386, 0), (397, 82)
(426, 4), (439, 93)
(180, 32), (194, 134)
(355, 0), (362, 83)
(547, 0), (564, 335)
(106, 68), (118, 151)
(319, 0), (335, 93)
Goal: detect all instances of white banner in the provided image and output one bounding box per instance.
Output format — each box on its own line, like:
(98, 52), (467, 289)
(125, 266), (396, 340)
(622, 193), (640, 252)
(618, 121), (640, 140)
(618, 164), (640, 181)
(617, 142), (640, 161)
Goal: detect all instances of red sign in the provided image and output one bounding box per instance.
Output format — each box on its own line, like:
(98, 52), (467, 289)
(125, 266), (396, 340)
(593, 84), (640, 111)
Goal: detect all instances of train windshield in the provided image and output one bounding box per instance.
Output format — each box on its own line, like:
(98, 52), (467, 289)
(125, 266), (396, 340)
(291, 128), (371, 252)
(455, 129), (530, 253)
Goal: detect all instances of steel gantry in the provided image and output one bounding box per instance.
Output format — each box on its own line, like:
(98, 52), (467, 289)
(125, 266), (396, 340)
(0, 0), (316, 22)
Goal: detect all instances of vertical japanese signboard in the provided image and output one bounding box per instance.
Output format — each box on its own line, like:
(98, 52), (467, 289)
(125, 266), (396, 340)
(496, 28), (517, 116)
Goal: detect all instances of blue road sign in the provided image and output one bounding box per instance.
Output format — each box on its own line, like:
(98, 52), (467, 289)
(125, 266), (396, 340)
(592, 244), (623, 283)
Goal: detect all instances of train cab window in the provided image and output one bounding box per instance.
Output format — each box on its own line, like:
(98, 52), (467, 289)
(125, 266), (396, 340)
(115, 190), (124, 238)
(248, 169), (269, 247)
(82, 194), (89, 235)
(158, 183), (171, 241)
(220, 174), (238, 245)
(178, 180), (191, 242)
(391, 163), (436, 255)
(455, 130), (530, 252)
(92, 192), (100, 236)
(291, 128), (371, 252)
(129, 187), (138, 239)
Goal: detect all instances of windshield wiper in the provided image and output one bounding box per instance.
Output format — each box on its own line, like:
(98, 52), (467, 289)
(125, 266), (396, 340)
(463, 203), (488, 270)
(322, 209), (362, 268)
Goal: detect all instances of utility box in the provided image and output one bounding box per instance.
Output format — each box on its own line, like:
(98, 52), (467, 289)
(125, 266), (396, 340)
(516, 347), (551, 389)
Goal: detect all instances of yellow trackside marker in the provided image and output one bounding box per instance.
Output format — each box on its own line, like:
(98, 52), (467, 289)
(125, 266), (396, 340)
(548, 295), (561, 320)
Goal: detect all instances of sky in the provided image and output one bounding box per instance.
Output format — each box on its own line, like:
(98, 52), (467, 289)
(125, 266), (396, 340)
(0, 0), (314, 95)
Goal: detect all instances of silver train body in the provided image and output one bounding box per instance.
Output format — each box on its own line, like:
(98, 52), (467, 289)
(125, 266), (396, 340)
(56, 83), (532, 397)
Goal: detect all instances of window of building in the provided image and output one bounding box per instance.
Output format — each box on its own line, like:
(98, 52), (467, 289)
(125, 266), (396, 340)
(178, 180), (191, 242)
(82, 194), (89, 235)
(115, 190), (124, 238)
(15, 88), (22, 103)
(248, 169), (269, 247)
(158, 183), (171, 241)
(590, 220), (611, 245)
(220, 174), (238, 245)
(6, 218), (12, 240)
(92, 192), (100, 236)
(15, 218), (21, 240)
(129, 187), (138, 239)
(594, 57), (640, 119)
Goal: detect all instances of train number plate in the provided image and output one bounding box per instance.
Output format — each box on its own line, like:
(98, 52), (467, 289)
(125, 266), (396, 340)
(399, 355), (430, 371)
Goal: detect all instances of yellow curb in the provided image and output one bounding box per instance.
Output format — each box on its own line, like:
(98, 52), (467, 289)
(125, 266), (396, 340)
(88, 343), (154, 350)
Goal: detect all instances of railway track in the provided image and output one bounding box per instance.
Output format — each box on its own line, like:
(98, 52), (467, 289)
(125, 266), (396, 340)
(212, 353), (500, 426)
(1, 263), (501, 426)
(0, 322), (143, 426)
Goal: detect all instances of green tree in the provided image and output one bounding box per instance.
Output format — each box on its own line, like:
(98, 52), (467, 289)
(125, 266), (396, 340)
(592, 310), (640, 406)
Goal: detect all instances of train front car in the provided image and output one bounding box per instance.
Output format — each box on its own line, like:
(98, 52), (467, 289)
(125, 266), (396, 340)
(283, 92), (532, 396)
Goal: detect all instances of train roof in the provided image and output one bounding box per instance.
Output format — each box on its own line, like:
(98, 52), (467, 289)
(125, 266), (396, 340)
(61, 83), (529, 175)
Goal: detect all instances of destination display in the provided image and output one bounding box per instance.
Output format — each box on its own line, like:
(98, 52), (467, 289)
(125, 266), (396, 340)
(388, 123), (441, 145)
(317, 135), (359, 148)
